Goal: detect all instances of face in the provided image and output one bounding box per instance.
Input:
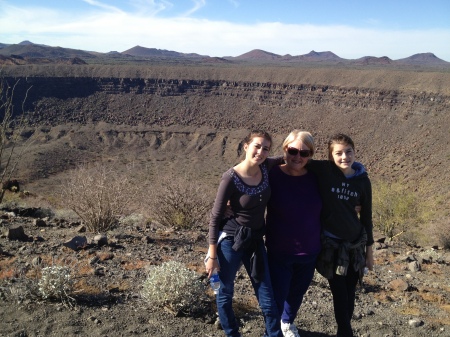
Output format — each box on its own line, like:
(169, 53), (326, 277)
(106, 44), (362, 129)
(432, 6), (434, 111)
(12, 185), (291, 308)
(285, 140), (312, 172)
(331, 143), (355, 175)
(244, 136), (271, 164)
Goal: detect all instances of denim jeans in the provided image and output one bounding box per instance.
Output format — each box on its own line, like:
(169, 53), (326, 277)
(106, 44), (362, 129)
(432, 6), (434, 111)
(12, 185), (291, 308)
(217, 237), (283, 337)
(268, 253), (317, 323)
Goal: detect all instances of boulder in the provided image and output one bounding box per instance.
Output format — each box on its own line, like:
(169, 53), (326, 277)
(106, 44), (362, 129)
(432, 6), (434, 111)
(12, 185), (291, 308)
(63, 236), (88, 251)
(5, 226), (29, 241)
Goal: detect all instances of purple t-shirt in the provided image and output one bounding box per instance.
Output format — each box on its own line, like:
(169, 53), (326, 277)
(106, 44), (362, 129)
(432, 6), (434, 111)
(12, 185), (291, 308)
(265, 166), (322, 256)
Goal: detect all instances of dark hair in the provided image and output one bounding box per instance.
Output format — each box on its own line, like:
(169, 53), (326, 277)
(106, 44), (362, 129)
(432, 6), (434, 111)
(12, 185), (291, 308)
(327, 133), (355, 160)
(243, 130), (272, 148)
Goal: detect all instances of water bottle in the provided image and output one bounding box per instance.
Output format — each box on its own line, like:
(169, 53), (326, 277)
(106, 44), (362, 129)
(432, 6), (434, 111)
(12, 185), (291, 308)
(364, 267), (369, 275)
(210, 269), (220, 294)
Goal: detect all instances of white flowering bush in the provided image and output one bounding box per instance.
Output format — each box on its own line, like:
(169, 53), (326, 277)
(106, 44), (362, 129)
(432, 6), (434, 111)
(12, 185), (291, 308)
(141, 260), (208, 316)
(38, 266), (74, 302)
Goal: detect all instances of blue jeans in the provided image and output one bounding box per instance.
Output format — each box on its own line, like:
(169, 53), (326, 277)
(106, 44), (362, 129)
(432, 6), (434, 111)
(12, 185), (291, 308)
(268, 253), (318, 324)
(217, 237), (283, 337)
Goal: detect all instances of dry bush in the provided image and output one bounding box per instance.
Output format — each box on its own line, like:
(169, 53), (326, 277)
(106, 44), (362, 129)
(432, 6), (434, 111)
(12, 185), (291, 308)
(0, 76), (35, 203)
(148, 174), (213, 229)
(372, 180), (419, 240)
(60, 162), (145, 233)
(429, 217), (450, 249)
(141, 260), (208, 317)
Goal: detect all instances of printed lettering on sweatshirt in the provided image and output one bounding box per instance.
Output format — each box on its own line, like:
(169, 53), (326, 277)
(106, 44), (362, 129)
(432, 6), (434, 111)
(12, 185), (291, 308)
(331, 182), (358, 200)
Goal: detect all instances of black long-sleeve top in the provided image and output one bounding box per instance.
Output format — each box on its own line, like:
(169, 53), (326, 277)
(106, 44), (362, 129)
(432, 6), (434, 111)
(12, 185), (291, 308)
(307, 160), (374, 246)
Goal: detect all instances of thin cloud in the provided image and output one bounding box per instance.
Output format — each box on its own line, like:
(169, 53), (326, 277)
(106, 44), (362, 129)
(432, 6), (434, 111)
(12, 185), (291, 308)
(181, 0), (206, 17)
(82, 0), (124, 13)
(129, 0), (173, 16)
(227, 0), (240, 8)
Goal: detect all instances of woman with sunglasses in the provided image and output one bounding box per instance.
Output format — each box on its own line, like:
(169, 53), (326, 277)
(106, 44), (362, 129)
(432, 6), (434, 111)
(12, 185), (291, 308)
(265, 130), (323, 337)
(205, 130), (284, 337)
(308, 133), (374, 337)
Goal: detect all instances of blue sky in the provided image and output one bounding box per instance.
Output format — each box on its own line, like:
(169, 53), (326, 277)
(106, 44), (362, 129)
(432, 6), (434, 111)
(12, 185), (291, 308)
(1, 0), (449, 61)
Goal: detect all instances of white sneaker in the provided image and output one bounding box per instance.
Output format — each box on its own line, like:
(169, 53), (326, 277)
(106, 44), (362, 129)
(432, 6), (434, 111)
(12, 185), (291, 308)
(281, 321), (301, 337)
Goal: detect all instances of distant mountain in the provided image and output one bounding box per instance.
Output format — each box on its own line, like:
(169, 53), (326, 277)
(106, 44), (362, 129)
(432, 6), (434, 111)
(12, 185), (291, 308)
(288, 50), (343, 62)
(234, 49), (282, 60)
(17, 40), (35, 46)
(353, 56), (393, 65)
(233, 49), (343, 62)
(234, 49), (449, 66)
(0, 41), (448, 67)
(395, 52), (449, 65)
(122, 45), (205, 58)
(0, 41), (96, 59)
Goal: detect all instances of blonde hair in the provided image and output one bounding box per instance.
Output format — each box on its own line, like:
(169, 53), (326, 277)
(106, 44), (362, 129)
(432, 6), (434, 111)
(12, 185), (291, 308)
(282, 130), (315, 155)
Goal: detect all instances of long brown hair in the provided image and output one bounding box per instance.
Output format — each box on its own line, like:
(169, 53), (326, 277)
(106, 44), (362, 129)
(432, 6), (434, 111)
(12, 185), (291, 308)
(242, 130), (272, 149)
(327, 133), (355, 160)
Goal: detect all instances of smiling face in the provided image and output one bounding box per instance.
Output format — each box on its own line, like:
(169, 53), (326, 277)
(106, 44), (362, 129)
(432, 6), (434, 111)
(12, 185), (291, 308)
(330, 142), (355, 175)
(244, 136), (271, 165)
(284, 139), (311, 174)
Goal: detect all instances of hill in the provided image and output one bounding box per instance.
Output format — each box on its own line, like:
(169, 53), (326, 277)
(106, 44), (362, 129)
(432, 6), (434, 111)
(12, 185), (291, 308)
(122, 45), (205, 58)
(1, 41), (449, 68)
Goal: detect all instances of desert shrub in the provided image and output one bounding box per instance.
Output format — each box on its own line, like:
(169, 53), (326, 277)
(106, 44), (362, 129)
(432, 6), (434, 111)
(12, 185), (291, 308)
(0, 77), (35, 204)
(148, 174), (213, 229)
(372, 180), (419, 240)
(141, 260), (207, 316)
(119, 213), (146, 227)
(60, 163), (144, 233)
(38, 265), (74, 302)
(429, 217), (450, 249)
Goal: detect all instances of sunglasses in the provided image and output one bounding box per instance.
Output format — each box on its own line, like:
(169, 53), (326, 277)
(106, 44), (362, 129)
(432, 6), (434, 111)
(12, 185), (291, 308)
(287, 147), (312, 158)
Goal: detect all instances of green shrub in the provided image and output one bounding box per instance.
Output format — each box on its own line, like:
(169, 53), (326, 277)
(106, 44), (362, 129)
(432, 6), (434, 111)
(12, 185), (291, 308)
(372, 180), (418, 240)
(141, 261), (207, 316)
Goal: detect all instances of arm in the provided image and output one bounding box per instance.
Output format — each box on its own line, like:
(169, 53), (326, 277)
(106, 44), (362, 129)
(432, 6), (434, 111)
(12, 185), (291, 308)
(266, 155), (284, 170)
(205, 244), (219, 278)
(360, 178), (374, 270)
(359, 178), (374, 245)
(305, 158), (329, 176)
(365, 245), (374, 271)
(206, 172), (234, 277)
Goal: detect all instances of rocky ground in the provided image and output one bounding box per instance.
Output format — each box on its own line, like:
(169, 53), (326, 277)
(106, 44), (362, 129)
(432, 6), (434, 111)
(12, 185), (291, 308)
(0, 206), (449, 337)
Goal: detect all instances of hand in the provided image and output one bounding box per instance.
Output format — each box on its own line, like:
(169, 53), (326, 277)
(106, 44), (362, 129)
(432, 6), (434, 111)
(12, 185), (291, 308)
(205, 244), (220, 278)
(205, 257), (220, 278)
(355, 205), (361, 213)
